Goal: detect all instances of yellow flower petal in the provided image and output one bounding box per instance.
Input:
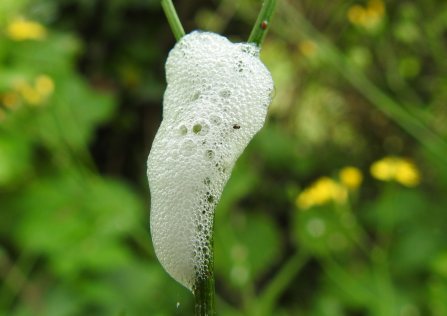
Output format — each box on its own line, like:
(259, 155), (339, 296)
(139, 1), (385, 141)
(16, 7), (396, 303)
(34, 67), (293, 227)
(35, 75), (55, 96)
(15, 81), (42, 105)
(299, 40), (318, 57)
(311, 177), (335, 205)
(296, 191), (313, 210)
(370, 157), (395, 181)
(370, 156), (420, 186)
(6, 18), (47, 41)
(297, 177), (347, 209)
(331, 183), (348, 204)
(340, 166), (363, 190)
(347, 5), (367, 25)
(367, 0), (385, 16)
(395, 159), (420, 187)
(1, 92), (20, 109)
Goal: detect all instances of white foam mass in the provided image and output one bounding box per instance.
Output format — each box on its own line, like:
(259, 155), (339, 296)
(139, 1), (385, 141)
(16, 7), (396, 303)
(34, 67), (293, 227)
(147, 31), (274, 290)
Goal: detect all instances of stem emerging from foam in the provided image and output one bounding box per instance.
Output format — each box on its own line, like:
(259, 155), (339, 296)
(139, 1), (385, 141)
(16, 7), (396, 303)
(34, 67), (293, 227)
(194, 273), (216, 316)
(159, 2), (277, 316)
(193, 234), (215, 316)
(161, 0), (185, 41)
(248, 0), (279, 47)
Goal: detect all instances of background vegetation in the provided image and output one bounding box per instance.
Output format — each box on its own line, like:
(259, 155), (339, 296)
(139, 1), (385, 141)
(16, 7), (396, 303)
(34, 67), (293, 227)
(1, 0), (447, 315)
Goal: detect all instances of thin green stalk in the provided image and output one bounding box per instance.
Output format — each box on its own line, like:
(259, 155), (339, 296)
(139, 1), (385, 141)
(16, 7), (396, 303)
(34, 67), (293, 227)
(194, 272), (216, 316)
(159, 2), (279, 315)
(161, 0), (185, 41)
(371, 248), (398, 315)
(253, 250), (310, 316)
(322, 254), (377, 303)
(193, 231), (216, 316)
(248, 0), (278, 46)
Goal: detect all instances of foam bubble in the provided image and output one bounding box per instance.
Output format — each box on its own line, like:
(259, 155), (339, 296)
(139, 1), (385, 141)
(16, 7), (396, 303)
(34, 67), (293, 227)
(147, 31), (273, 291)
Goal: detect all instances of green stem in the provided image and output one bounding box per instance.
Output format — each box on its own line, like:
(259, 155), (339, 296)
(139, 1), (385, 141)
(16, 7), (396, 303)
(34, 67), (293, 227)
(248, 0), (278, 46)
(253, 250), (310, 316)
(158, 2), (280, 315)
(194, 273), (216, 316)
(161, 0), (185, 41)
(322, 254), (377, 303)
(193, 232), (216, 316)
(371, 247), (398, 315)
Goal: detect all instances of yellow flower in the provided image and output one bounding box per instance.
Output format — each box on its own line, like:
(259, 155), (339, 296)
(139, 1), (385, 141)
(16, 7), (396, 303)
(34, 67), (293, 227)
(13, 74), (54, 106)
(348, 0), (385, 27)
(14, 81), (42, 106)
(35, 75), (55, 96)
(394, 159), (420, 187)
(340, 166), (363, 190)
(367, 0), (385, 16)
(297, 177), (347, 210)
(370, 156), (420, 186)
(1, 92), (20, 109)
(370, 157), (394, 181)
(299, 40), (318, 57)
(6, 18), (47, 41)
(331, 183), (348, 204)
(347, 5), (367, 25)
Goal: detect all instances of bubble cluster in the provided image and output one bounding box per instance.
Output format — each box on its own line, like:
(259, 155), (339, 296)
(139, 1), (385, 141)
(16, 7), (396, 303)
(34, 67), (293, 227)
(147, 31), (274, 291)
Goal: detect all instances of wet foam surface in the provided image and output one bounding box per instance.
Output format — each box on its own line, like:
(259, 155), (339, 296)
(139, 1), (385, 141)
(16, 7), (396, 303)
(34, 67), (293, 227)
(147, 31), (273, 290)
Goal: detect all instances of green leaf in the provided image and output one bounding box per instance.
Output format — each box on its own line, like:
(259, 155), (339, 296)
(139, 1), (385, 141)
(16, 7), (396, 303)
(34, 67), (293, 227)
(15, 172), (143, 276)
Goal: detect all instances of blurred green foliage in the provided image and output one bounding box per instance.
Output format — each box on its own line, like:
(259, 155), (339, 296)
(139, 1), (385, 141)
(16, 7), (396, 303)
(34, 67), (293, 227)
(1, 0), (447, 315)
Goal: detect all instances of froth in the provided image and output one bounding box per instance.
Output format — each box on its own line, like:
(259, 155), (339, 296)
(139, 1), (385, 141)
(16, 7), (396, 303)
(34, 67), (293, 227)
(147, 31), (273, 291)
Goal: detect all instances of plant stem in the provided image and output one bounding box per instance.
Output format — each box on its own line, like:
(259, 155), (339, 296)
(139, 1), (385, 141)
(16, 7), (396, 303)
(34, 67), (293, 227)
(194, 273), (216, 316)
(161, 0), (185, 41)
(252, 250), (310, 316)
(322, 254), (376, 302)
(159, 2), (280, 315)
(193, 233), (216, 316)
(248, 0), (278, 46)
